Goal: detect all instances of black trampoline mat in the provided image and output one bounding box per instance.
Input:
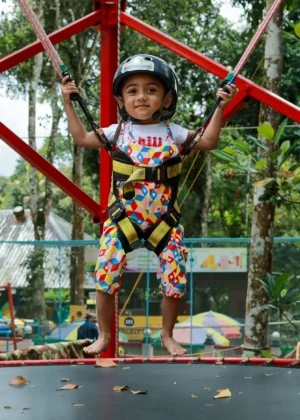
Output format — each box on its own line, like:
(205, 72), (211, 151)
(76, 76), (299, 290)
(0, 363), (299, 420)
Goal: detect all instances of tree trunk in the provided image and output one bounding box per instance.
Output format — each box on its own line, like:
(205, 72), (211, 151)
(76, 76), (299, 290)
(27, 0), (47, 327)
(70, 145), (85, 306)
(244, 0), (283, 352)
(26, 0), (62, 330)
(200, 153), (212, 240)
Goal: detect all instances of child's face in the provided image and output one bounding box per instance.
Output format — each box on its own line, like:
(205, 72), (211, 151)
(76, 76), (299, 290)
(119, 74), (172, 123)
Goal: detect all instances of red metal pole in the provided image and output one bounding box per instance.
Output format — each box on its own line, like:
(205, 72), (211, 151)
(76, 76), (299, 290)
(0, 123), (103, 222)
(95, 0), (119, 358)
(6, 283), (17, 351)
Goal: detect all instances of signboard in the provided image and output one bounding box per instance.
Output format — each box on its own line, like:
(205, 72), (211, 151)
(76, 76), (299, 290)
(85, 247), (247, 273)
(69, 305), (85, 322)
(119, 315), (188, 341)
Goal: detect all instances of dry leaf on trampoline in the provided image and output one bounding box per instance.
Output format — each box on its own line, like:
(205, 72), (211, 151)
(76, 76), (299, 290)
(191, 394), (198, 398)
(95, 359), (117, 368)
(130, 390), (148, 395)
(8, 376), (29, 385)
(72, 403), (84, 407)
(57, 384), (79, 390)
(4, 406), (12, 409)
(61, 378), (70, 382)
(214, 388), (232, 399)
(113, 385), (129, 392)
(265, 374), (274, 377)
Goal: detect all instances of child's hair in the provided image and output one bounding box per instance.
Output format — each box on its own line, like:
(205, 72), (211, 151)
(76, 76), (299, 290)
(113, 54), (178, 122)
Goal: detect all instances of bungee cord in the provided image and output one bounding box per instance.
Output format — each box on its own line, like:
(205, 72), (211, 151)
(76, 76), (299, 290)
(182, 0), (285, 153)
(18, 0), (63, 77)
(17, 0), (112, 151)
(178, 0), (284, 207)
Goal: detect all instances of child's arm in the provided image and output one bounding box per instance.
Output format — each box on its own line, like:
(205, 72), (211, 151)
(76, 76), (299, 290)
(190, 84), (236, 151)
(61, 76), (103, 148)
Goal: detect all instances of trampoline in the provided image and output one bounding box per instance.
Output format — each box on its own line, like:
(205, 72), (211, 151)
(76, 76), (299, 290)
(1, 357), (300, 420)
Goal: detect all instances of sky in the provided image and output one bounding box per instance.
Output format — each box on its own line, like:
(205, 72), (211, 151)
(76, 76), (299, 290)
(0, 1), (245, 177)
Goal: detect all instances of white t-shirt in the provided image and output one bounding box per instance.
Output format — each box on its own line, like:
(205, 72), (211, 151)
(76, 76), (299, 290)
(102, 122), (189, 147)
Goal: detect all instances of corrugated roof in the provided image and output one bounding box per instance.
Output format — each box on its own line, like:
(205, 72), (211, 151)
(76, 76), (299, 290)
(0, 209), (96, 289)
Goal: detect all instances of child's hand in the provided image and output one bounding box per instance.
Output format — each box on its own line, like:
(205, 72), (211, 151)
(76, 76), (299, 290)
(61, 76), (79, 104)
(217, 84), (236, 109)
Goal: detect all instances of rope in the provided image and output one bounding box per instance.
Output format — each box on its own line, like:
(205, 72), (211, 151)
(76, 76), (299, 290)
(179, 151), (211, 209)
(178, 151), (200, 196)
(18, 0), (63, 77)
(233, 0), (284, 78)
(119, 271), (144, 317)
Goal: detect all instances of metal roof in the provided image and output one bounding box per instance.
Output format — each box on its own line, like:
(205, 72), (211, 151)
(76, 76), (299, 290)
(0, 209), (95, 289)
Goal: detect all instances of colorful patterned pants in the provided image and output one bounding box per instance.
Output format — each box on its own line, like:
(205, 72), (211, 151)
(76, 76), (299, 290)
(94, 219), (188, 298)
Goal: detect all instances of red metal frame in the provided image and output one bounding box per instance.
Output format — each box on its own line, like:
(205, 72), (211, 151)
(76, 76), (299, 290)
(94, 0), (120, 358)
(0, 123), (103, 222)
(121, 12), (300, 123)
(0, 357), (299, 367)
(1, 1), (300, 358)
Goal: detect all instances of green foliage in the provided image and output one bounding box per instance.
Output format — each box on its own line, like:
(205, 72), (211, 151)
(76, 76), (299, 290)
(212, 122), (300, 211)
(44, 289), (70, 303)
(260, 272), (300, 331)
(257, 123), (274, 141)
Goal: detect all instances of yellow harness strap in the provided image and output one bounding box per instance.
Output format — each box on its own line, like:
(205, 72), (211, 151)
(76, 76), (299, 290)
(113, 160), (182, 199)
(118, 217), (140, 246)
(146, 220), (171, 249)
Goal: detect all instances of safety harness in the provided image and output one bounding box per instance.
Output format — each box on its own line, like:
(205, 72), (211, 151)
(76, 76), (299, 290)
(97, 126), (186, 256)
(99, 71), (237, 255)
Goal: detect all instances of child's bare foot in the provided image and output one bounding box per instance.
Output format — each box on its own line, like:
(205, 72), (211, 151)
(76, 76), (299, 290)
(83, 333), (111, 356)
(161, 333), (188, 356)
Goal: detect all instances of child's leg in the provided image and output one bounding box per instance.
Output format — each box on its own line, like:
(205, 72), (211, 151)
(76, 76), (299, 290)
(83, 290), (115, 355)
(84, 219), (127, 355)
(161, 295), (187, 356)
(157, 225), (188, 356)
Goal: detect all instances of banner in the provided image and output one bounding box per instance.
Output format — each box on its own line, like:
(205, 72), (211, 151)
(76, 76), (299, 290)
(85, 247), (247, 273)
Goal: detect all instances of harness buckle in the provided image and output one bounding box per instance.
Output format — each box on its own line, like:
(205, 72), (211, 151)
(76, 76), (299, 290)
(150, 167), (166, 184)
(163, 207), (181, 228)
(108, 201), (126, 222)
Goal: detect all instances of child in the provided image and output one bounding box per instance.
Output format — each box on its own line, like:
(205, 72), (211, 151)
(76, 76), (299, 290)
(61, 55), (236, 356)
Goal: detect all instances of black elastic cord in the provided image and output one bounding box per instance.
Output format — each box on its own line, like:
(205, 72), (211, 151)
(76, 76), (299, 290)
(62, 71), (112, 151)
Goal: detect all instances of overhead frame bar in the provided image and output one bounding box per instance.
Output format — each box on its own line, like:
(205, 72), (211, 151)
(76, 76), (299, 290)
(121, 12), (300, 123)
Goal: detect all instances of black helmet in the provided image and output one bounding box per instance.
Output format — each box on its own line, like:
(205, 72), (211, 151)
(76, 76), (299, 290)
(113, 54), (178, 122)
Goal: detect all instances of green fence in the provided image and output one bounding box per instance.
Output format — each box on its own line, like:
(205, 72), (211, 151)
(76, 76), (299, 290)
(0, 237), (299, 356)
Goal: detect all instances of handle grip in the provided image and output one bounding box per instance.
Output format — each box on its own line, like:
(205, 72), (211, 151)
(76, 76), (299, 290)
(62, 70), (80, 101)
